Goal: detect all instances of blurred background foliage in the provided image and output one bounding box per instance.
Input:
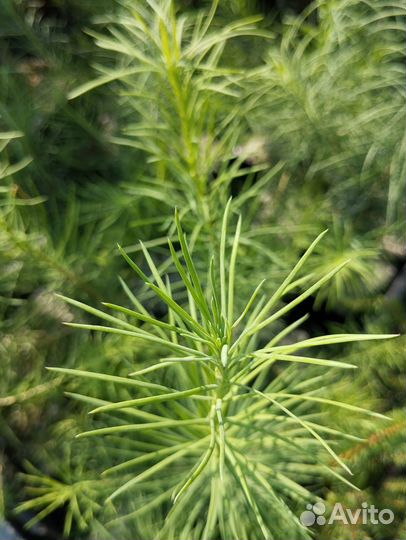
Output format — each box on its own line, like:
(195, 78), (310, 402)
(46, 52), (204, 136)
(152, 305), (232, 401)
(0, 0), (404, 539)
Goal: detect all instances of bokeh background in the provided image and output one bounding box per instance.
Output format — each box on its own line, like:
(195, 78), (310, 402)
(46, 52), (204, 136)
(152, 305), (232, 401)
(0, 1), (405, 539)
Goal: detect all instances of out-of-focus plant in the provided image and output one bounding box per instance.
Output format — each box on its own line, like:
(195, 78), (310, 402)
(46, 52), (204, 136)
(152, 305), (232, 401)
(321, 351), (405, 540)
(67, 0), (273, 225)
(251, 0), (406, 227)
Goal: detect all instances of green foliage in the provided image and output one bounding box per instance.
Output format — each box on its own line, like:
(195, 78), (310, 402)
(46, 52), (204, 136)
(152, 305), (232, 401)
(0, 0), (404, 539)
(67, 0), (273, 227)
(323, 408), (405, 540)
(252, 0), (406, 227)
(17, 463), (100, 538)
(49, 209), (396, 539)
